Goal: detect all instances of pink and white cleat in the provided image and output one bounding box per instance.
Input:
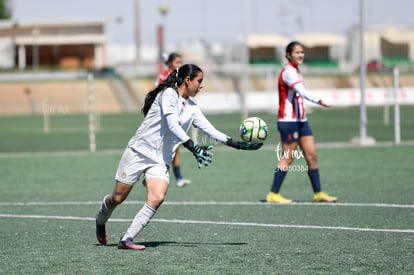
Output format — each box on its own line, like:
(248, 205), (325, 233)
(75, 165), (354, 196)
(118, 238), (146, 250)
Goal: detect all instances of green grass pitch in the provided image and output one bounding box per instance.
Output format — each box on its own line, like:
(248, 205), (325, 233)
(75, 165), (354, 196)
(0, 107), (413, 274)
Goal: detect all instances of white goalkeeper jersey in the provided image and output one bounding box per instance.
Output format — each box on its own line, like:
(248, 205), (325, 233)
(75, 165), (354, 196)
(128, 87), (228, 164)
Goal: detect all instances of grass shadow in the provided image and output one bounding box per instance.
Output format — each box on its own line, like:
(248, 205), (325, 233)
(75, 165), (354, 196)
(140, 241), (248, 248)
(95, 241), (247, 248)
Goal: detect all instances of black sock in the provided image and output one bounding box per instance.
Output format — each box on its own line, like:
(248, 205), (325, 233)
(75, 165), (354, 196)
(173, 166), (182, 180)
(308, 169), (322, 193)
(270, 168), (288, 193)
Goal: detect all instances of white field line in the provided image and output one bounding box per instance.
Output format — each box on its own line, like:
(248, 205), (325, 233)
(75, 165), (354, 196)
(1, 141), (414, 158)
(0, 213), (413, 234)
(0, 201), (413, 208)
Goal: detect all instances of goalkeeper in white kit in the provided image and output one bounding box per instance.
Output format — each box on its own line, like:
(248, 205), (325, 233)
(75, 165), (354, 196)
(95, 64), (262, 250)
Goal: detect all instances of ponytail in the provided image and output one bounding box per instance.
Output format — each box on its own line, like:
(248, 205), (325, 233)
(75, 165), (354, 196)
(141, 69), (178, 116)
(141, 64), (203, 116)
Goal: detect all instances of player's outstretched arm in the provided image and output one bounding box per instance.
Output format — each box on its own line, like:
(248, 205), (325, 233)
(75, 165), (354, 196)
(226, 137), (263, 150)
(183, 139), (214, 169)
(319, 99), (331, 108)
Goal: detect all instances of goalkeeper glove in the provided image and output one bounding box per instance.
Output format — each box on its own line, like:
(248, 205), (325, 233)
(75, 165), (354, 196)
(183, 139), (214, 169)
(226, 137), (263, 150)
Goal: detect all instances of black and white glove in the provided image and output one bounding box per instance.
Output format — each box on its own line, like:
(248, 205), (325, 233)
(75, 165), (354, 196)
(226, 137), (263, 150)
(183, 139), (214, 169)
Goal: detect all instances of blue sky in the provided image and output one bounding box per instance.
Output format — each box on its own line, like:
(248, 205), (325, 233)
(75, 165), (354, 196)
(10, 0), (413, 45)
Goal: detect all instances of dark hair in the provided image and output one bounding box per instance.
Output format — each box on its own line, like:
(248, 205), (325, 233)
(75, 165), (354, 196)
(165, 52), (182, 66)
(141, 64), (203, 116)
(285, 41), (303, 60)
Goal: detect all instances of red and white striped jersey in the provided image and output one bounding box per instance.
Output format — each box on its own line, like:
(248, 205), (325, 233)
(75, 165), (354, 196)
(277, 63), (320, 122)
(155, 68), (173, 86)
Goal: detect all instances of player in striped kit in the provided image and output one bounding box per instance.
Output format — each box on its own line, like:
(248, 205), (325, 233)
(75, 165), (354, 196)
(266, 41), (337, 203)
(96, 64), (262, 250)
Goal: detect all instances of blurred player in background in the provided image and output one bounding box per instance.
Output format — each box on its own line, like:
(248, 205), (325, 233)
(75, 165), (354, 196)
(266, 41), (337, 203)
(155, 52), (191, 187)
(96, 64), (262, 250)
(155, 52), (183, 86)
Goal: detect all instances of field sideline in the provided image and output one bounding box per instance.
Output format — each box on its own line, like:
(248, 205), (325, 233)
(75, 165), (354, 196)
(2, 199), (413, 234)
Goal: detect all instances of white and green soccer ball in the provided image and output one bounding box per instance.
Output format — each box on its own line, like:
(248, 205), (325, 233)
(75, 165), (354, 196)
(240, 116), (268, 143)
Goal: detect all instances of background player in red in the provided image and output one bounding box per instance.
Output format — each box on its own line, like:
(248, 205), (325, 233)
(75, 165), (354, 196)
(266, 41), (337, 203)
(155, 53), (191, 187)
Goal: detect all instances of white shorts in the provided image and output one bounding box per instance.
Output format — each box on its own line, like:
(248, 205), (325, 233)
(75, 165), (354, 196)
(115, 147), (170, 186)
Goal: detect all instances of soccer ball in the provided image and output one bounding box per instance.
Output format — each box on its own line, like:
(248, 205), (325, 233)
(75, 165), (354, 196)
(240, 117), (268, 143)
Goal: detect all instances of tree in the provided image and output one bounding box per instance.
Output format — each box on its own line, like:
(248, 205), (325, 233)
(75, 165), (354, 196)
(0, 0), (11, 19)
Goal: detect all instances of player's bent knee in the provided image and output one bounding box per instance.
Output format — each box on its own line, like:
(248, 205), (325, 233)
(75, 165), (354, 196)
(278, 158), (294, 168)
(306, 154), (318, 167)
(147, 195), (165, 209)
(111, 194), (128, 206)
